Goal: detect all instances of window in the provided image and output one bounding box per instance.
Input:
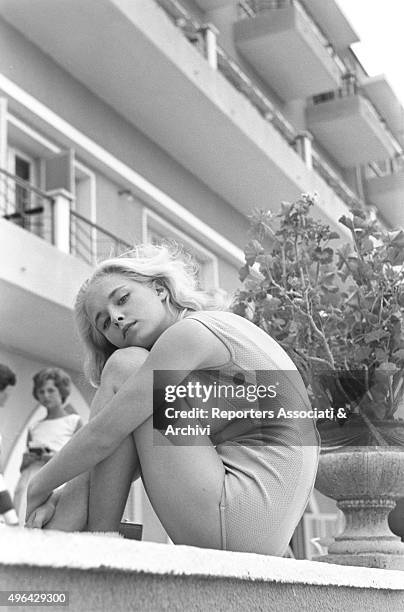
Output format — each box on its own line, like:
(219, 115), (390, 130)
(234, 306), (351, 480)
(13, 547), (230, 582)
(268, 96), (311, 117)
(73, 161), (96, 221)
(4, 147), (48, 237)
(4, 113), (59, 242)
(7, 148), (36, 214)
(142, 209), (219, 289)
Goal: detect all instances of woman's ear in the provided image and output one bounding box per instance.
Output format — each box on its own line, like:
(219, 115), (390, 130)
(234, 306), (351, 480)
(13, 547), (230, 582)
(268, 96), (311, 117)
(154, 281), (169, 301)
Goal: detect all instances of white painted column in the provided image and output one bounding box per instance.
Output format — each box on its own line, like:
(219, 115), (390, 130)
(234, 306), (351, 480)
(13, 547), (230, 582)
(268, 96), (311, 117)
(201, 23), (219, 70)
(295, 130), (313, 170)
(47, 188), (74, 254)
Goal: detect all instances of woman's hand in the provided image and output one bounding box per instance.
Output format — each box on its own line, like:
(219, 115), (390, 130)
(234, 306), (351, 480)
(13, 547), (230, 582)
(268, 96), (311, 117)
(25, 494), (58, 528)
(20, 452), (38, 472)
(25, 479), (53, 527)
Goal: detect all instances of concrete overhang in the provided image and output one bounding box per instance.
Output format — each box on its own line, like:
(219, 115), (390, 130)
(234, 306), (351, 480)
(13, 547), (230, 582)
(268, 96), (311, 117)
(361, 75), (404, 149)
(234, 4), (342, 100)
(0, 218), (91, 371)
(0, 0), (348, 231)
(307, 94), (400, 167)
(301, 0), (359, 50)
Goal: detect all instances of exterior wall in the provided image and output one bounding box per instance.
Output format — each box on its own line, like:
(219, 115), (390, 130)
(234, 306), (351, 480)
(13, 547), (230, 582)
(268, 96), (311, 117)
(91, 173), (143, 246)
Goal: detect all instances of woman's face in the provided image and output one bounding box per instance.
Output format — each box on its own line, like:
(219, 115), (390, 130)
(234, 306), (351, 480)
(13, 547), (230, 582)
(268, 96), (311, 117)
(36, 380), (64, 411)
(85, 274), (175, 350)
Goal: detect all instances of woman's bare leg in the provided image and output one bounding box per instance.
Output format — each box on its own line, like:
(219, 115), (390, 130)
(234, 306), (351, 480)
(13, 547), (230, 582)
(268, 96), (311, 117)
(133, 417), (226, 550)
(46, 347), (148, 532)
(88, 349), (226, 548)
(87, 347), (149, 532)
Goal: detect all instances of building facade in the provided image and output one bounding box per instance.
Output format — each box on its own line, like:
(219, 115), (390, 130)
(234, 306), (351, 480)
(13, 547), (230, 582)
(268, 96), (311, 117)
(0, 0), (403, 553)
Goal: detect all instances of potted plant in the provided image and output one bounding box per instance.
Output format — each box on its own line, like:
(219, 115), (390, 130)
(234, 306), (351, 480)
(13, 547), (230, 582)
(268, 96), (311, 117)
(232, 193), (404, 569)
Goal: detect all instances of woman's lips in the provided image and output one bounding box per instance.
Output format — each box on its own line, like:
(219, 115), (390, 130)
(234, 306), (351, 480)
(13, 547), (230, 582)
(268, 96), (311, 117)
(123, 322), (137, 338)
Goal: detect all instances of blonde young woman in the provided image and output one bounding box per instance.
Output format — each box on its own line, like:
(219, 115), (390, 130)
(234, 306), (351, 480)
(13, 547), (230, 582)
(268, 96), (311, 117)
(26, 244), (319, 555)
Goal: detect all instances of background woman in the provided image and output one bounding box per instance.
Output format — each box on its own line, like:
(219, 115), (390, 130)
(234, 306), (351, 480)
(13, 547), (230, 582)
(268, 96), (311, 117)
(14, 368), (82, 522)
(25, 244), (319, 555)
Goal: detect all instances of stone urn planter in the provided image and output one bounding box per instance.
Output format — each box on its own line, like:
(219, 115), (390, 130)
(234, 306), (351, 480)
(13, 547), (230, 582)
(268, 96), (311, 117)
(314, 442), (404, 570)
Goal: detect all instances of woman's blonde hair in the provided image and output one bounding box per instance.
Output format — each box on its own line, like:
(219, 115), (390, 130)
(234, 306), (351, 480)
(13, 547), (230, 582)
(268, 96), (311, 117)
(75, 242), (229, 386)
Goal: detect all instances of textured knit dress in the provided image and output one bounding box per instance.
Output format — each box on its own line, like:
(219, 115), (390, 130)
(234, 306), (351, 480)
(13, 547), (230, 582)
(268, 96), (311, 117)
(182, 310), (320, 555)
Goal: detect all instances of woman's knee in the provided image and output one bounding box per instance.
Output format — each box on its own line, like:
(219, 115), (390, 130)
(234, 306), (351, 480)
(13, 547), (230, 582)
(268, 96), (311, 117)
(102, 347), (150, 388)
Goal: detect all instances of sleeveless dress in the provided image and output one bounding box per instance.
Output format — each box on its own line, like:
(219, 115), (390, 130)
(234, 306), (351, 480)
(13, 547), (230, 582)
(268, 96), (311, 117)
(183, 310), (320, 555)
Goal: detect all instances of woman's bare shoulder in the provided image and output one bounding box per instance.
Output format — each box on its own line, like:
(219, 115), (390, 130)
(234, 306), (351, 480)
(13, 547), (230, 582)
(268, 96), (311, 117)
(149, 317), (230, 370)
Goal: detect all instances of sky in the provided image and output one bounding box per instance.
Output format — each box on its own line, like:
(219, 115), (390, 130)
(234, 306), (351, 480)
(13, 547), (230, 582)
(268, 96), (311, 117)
(336, 0), (404, 105)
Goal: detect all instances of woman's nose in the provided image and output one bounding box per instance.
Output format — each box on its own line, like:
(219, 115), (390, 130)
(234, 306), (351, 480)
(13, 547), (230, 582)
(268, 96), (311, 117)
(110, 309), (124, 325)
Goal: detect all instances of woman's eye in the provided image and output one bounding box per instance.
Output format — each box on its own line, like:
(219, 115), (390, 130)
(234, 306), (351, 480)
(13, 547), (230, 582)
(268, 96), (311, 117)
(118, 294), (129, 305)
(103, 317), (111, 330)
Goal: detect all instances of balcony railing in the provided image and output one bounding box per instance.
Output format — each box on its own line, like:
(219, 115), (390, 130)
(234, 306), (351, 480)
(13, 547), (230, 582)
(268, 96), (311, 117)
(70, 210), (132, 266)
(155, 0), (364, 209)
(0, 168), (132, 267)
(0, 167), (54, 243)
(237, 0), (346, 74)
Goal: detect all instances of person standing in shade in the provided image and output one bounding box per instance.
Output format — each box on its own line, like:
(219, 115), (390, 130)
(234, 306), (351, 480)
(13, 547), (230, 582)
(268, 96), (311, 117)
(14, 368), (82, 522)
(0, 364), (19, 526)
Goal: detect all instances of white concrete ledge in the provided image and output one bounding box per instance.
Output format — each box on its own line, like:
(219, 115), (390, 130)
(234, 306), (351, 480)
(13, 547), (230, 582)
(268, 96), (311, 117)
(1, 527), (403, 590)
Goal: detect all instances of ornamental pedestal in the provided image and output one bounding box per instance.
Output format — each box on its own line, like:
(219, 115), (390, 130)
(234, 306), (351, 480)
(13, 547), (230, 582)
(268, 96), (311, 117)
(314, 447), (404, 570)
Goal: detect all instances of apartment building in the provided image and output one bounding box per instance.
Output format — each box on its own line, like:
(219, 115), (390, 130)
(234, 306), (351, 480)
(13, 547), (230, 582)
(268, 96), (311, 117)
(0, 0), (402, 554)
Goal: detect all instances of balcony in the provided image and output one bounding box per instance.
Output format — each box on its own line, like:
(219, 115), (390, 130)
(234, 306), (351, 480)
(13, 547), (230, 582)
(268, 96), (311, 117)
(307, 78), (403, 167)
(366, 159), (404, 228)
(361, 75), (404, 149)
(300, 0), (359, 50)
(0, 168), (131, 265)
(0, 0), (361, 230)
(234, 0), (344, 100)
(0, 168), (131, 370)
(0, 0), (346, 227)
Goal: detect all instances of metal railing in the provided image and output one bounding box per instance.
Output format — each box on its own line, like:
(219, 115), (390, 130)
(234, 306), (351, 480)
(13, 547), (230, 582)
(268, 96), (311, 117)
(155, 0), (366, 210)
(238, 0), (346, 74)
(0, 167), (54, 243)
(70, 210), (132, 266)
(0, 168), (133, 267)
